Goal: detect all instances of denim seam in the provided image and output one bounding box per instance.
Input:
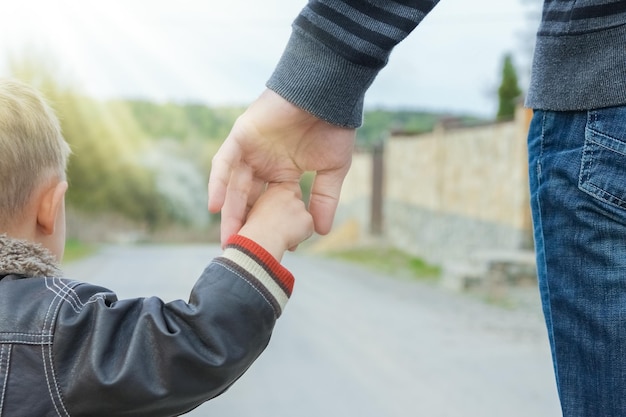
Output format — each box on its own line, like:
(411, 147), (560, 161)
(579, 136), (595, 198)
(538, 111), (560, 389)
(580, 183), (626, 209)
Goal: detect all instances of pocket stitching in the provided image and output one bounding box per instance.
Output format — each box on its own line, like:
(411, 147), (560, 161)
(579, 127), (626, 210)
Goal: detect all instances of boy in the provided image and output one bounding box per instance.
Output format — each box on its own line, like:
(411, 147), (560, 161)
(0, 78), (313, 416)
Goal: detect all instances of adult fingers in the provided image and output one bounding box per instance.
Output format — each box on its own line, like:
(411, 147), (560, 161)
(207, 138), (242, 214)
(219, 165), (255, 247)
(307, 168), (348, 235)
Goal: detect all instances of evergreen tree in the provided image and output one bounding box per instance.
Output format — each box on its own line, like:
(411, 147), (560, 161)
(497, 54), (522, 120)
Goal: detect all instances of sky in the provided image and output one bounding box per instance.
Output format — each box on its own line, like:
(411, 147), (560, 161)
(0, 0), (540, 118)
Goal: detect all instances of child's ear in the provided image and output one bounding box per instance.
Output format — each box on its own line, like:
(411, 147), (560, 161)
(37, 180), (68, 236)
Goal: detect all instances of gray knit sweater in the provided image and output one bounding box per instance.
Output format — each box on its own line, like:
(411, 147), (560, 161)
(267, 0), (626, 128)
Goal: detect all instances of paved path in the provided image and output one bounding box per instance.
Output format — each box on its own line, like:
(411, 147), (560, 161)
(64, 244), (561, 417)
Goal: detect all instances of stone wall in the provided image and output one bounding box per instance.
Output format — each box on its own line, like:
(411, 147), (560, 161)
(335, 150), (372, 236)
(336, 106), (533, 266)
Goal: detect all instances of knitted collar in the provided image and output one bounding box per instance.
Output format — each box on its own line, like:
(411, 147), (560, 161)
(0, 234), (62, 278)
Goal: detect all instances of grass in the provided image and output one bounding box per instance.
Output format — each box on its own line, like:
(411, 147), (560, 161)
(328, 246), (441, 282)
(63, 238), (98, 263)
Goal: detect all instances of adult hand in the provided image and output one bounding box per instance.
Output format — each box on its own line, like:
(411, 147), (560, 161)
(208, 89), (356, 246)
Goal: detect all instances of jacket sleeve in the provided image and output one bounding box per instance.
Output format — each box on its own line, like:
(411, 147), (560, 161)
(267, 0), (441, 128)
(52, 235), (294, 417)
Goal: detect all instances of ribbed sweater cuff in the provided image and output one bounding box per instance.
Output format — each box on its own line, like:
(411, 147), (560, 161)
(267, 28), (379, 128)
(221, 235), (294, 317)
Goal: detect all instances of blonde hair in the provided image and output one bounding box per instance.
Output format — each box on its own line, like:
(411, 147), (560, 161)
(0, 78), (71, 227)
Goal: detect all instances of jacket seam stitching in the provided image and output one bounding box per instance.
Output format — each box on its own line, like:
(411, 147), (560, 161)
(46, 279), (84, 314)
(42, 278), (71, 417)
(0, 345), (9, 416)
(215, 262), (277, 316)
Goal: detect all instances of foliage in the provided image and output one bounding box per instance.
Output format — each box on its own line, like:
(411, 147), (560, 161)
(125, 101), (483, 151)
(62, 238), (97, 263)
(7, 54), (187, 230)
(299, 172), (315, 207)
(4, 50), (485, 237)
(357, 109), (484, 148)
(122, 100), (245, 142)
(496, 54), (522, 120)
(123, 101), (484, 153)
(357, 110), (438, 147)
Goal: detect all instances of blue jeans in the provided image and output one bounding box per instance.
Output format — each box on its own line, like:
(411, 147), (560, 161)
(529, 108), (626, 416)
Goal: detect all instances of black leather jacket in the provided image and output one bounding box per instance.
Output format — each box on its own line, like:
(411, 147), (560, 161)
(0, 235), (293, 416)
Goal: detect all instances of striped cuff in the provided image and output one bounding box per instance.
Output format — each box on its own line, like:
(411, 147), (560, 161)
(219, 235), (294, 317)
(267, 29), (378, 128)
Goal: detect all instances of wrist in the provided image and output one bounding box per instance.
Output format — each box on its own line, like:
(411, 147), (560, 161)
(238, 224), (287, 261)
(222, 234), (295, 317)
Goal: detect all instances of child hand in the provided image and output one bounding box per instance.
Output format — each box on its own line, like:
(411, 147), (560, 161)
(238, 182), (314, 261)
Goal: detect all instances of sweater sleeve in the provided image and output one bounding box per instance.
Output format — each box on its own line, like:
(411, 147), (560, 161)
(267, 0), (440, 128)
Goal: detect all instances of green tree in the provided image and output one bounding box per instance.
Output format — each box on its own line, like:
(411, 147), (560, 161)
(6, 52), (178, 230)
(497, 53), (522, 120)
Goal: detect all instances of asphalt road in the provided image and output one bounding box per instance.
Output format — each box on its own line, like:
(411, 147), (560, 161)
(63, 244), (561, 417)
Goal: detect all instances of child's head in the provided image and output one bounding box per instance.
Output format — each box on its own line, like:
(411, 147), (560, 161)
(0, 78), (71, 259)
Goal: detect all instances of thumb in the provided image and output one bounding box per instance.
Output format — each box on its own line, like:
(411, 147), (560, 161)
(307, 168), (348, 235)
(208, 138), (242, 213)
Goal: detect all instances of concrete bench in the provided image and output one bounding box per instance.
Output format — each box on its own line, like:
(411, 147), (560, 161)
(442, 250), (537, 294)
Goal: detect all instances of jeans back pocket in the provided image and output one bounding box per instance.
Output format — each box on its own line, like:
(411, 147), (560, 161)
(580, 107), (626, 210)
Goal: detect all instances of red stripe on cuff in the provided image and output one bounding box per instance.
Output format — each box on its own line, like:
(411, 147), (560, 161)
(225, 235), (295, 296)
